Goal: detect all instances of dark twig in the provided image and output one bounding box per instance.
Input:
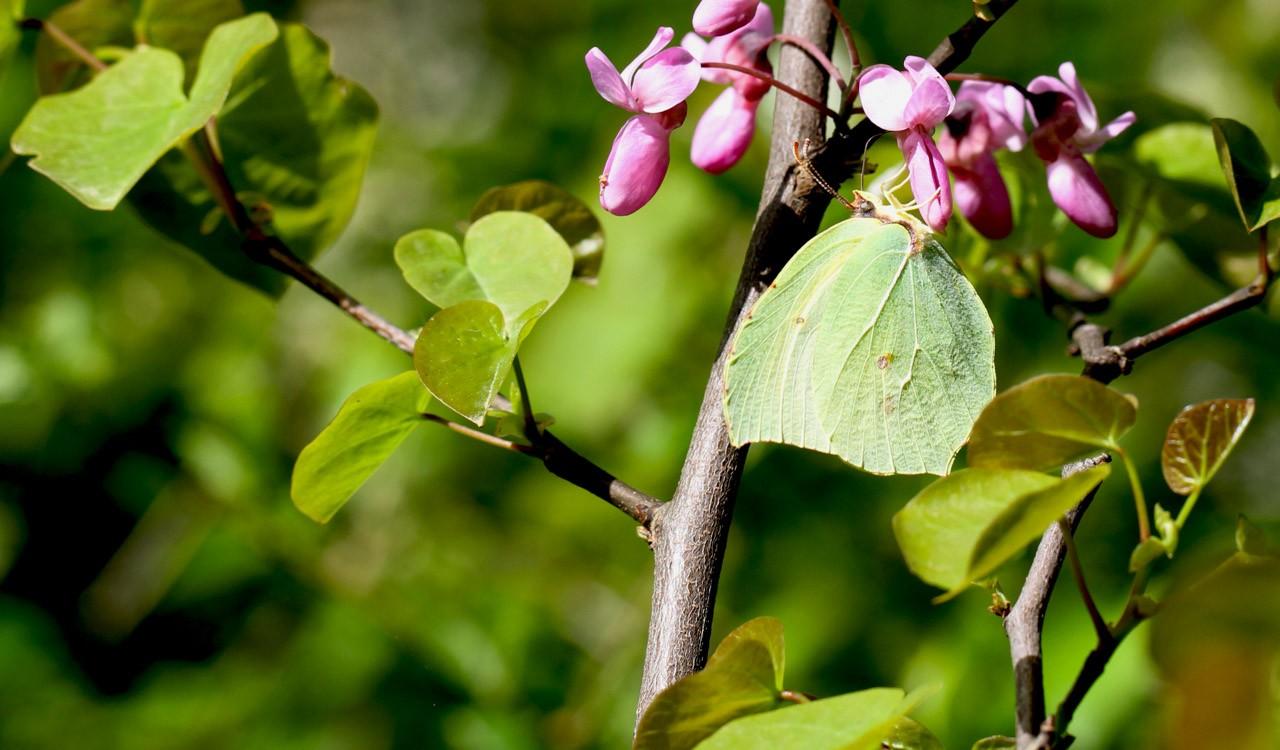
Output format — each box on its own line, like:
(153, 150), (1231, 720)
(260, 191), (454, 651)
(1057, 519), (1108, 641)
(702, 61), (842, 121)
(21, 18), (107, 72)
(820, 0), (859, 73)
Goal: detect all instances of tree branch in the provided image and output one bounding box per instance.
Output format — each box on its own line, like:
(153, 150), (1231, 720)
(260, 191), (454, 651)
(635, 0), (1022, 724)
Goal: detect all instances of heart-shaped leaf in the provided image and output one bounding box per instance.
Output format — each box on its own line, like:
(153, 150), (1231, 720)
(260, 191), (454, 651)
(134, 0), (245, 81)
(291, 371), (431, 523)
(129, 23), (379, 295)
(1162, 398), (1255, 495)
(893, 465), (1110, 600)
(1212, 118), (1280, 232)
(693, 688), (909, 750)
(12, 13), (278, 210)
(724, 214), (995, 476)
(967, 374), (1137, 470)
(396, 211), (573, 331)
(635, 617), (785, 750)
(413, 299), (545, 424)
(470, 180), (605, 283)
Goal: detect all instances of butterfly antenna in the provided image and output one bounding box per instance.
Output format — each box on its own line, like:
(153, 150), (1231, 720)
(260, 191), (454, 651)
(793, 140), (859, 212)
(858, 133), (880, 192)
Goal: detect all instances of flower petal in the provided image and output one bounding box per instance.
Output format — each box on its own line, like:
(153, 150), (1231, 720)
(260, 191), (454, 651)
(858, 64), (913, 132)
(585, 48), (635, 110)
(691, 88), (759, 173)
(957, 81), (1026, 151)
(599, 115), (672, 216)
(953, 153), (1013, 239)
(1078, 110), (1136, 152)
(621, 27), (676, 84)
(692, 0), (760, 37)
(631, 47), (701, 113)
(902, 56), (946, 88)
(1056, 62), (1098, 134)
(900, 128), (952, 232)
(1045, 151), (1117, 237)
(684, 33), (734, 84)
(904, 76), (955, 129)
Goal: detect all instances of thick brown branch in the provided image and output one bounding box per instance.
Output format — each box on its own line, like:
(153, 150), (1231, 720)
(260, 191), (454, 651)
(637, 0), (1022, 725)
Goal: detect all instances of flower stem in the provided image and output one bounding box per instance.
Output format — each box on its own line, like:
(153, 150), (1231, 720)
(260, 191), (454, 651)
(819, 0), (860, 73)
(943, 72), (1030, 97)
(1116, 448), (1150, 541)
(1174, 487), (1202, 530)
(702, 62), (842, 122)
(773, 33), (847, 91)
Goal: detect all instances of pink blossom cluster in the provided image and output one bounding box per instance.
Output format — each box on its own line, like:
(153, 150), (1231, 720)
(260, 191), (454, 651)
(586, 2), (773, 215)
(861, 59), (1135, 238)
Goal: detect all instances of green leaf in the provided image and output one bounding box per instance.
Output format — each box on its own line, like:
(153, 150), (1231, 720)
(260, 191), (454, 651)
(134, 0), (244, 81)
(881, 717), (943, 750)
(1235, 515), (1273, 558)
(290, 371), (430, 523)
(635, 617), (785, 750)
(129, 23), (379, 295)
(1161, 398), (1255, 495)
(395, 211), (574, 332)
(971, 738), (1017, 750)
(967, 374), (1137, 471)
(892, 466), (1110, 599)
(413, 300), (544, 424)
(1212, 118), (1280, 231)
(32, 0), (133, 94)
(1129, 537), (1168, 573)
(724, 215), (995, 476)
(470, 180), (605, 283)
(694, 688), (909, 750)
(12, 13), (278, 210)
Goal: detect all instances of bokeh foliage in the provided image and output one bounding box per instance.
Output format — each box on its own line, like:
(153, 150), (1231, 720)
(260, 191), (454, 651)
(0, 0), (1277, 748)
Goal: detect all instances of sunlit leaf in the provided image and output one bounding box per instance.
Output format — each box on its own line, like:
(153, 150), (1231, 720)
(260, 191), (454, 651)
(413, 300), (544, 424)
(290, 371), (431, 523)
(12, 13), (278, 210)
(724, 214), (995, 476)
(971, 737), (1017, 749)
(134, 0), (244, 81)
(470, 180), (604, 283)
(694, 688), (908, 750)
(130, 23), (379, 295)
(1212, 118), (1280, 231)
(0, 0), (23, 74)
(967, 374), (1137, 470)
(634, 617), (785, 750)
(1161, 398), (1255, 495)
(893, 466), (1109, 599)
(396, 211), (573, 333)
(32, 0), (133, 94)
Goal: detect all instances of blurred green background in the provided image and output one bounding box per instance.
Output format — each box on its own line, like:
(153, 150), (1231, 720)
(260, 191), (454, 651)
(1, 0), (1278, 748)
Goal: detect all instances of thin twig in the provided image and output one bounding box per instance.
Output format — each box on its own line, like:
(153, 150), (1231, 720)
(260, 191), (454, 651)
(421, 413), (536, 454)
(820, 0), (859, 72)
(701, 61), (842, 122)
(773, 33), (847, 91)
(1116, 276), (1271, 360)
(1057, 519), (1108, 641)
(21, 18), (107, 72)
(511, 356), (539, 438)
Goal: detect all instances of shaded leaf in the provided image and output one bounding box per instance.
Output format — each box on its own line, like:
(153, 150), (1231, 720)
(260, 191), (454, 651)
(1236, 515), (1273, 558)
(290, 371), (430, 523)
(0, 0), (23, 74)
(395, 211), (573, 332)
(881, 717), (943, 749)
(12, 13), (278, 210)
(470, 180), (604, 283)
(967, 374), (1137, 470)
(1129, 537), (1168, 573)
(33, 0), (133, 94)
(1212, 118), (1280, 231)
(131, 23), (379, 295)
(694, 688), (908, 750)
(413, 300), (544, 424)
(1162, 398), (1255, 495)
(634, 617), (785, 750)
(725, 214), (995, 476)
(893, 466), (1109, 598)
(134, 0), (244, 81)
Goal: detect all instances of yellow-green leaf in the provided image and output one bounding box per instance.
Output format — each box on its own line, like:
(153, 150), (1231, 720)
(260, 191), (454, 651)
(967, 374), (1137, 470)
(470, 180), (604, 283)
(693, 688), (909, 750)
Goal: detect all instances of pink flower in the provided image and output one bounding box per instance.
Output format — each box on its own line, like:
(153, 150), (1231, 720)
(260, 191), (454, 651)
(586, 28), (701, 215)
(1027, 63), (1135, 237)
(682, 3), (774, 173)
(938, 82), (1026, 239)
(693, 0), (760, 37)
(859, 57), (956, 232)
